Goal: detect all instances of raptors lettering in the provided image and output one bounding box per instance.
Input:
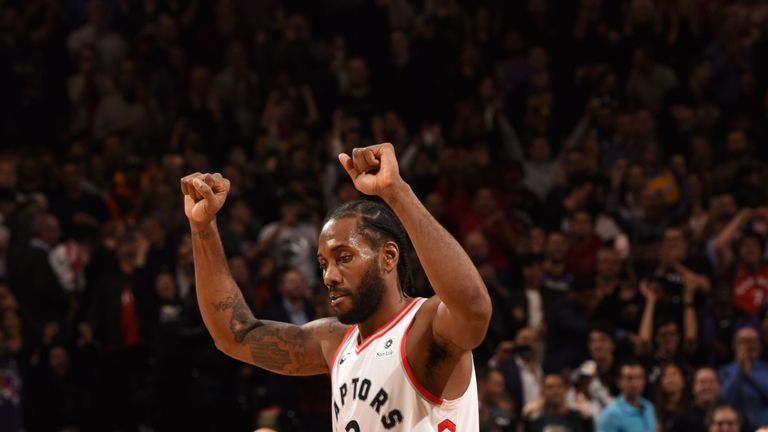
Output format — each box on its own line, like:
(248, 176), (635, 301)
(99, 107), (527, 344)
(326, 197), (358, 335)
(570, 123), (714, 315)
(333, 376), (404, 429)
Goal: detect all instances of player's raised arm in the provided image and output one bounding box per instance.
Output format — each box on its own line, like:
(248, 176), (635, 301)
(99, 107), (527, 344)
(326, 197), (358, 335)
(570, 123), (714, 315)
(181, 172), (346, 375)
(338, 144), (492, 350)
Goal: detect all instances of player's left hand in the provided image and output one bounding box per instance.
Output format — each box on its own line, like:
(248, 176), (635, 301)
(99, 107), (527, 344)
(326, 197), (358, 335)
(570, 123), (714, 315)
(339, 143), (403, 198)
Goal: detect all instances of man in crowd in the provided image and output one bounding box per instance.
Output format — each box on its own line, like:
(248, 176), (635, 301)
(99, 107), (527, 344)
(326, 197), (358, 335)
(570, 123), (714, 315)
(597, 360), (656, 432)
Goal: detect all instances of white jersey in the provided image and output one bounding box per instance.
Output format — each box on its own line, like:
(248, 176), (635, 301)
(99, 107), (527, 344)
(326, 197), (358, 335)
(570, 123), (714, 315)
(330, 297), (479, 432)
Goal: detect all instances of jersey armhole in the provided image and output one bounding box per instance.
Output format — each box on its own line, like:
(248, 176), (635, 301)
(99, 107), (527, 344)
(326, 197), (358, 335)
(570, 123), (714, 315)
(400, 299), (445, 406)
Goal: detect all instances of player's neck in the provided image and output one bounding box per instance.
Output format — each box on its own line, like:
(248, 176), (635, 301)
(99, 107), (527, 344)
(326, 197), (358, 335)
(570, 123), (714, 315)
(357, 290), (412, 339)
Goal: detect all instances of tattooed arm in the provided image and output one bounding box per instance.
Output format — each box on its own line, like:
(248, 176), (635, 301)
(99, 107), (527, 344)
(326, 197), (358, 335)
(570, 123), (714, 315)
(182, 173), (348, 375)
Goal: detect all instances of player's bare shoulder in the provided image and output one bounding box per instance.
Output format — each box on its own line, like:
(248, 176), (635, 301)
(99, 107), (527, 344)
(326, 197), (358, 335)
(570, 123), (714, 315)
(407, 296), (458, 353)
(305, 317), (352, 366)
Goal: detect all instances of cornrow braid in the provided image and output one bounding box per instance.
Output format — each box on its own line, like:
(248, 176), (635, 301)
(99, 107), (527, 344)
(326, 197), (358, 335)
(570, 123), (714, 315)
(325, 199), (415, 297)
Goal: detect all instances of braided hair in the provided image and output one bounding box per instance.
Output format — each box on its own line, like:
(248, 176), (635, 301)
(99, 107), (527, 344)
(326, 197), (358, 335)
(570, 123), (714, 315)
(325, 199), (415, 297)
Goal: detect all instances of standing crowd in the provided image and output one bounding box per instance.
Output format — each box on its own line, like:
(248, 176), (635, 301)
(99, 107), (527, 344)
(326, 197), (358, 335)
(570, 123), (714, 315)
(3, 0), (768, 431)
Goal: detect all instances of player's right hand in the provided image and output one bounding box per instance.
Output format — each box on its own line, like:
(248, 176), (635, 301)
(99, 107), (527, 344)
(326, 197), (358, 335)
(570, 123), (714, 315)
(181, 172), (230, 225)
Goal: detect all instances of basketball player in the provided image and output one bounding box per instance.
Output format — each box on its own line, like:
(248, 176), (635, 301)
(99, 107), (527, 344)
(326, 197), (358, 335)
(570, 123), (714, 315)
(181, 143), (492, 431)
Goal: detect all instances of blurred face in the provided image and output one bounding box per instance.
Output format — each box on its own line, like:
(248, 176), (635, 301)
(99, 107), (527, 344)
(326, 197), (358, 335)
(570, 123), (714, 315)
(619, 365), (646, 400)
(659, 364), (684, 394)
(693, 368), (719, 406)
(709, 407), (740, 432)
(543, 375), (566, 406)
(597, 249), (620, 278)
(522, 262), (543, 287)
(545, 232), (568, 261)
(529, 138), (551, 162)
(280, 270), (306, 301)
(463, 231), (489, 264)
(656, 322), (681, 356)
(473, 188), (496, 217)
(318, 217), (387, 324)
(155, 272), (176, 301)
(588, 330), (615, 362)
(570, 212), (593, 240)
(229, 200), (253, 224)
(662, 228), (687, 261)
(734, 327), (761, 361)
(726, 131), (749, 156)
(738, 237), (762, 265)
(347, 58), (369, 87)
(485, 370), (506, 400)
(515, 327), (540, 355)
(229, 256), (250, 284)
(424, 193), (444, 219)
(529, 227), (546, 252)
(626, 165), (646, 192)
(116, 235), (139, 263)
(480, 77), (496, 101)
(635, 110), (655, 134)
(640, 187), (663, 217)
(60, 163), (82, 192)
(141, 218), (166, 246)
(49, 346), (70, 376)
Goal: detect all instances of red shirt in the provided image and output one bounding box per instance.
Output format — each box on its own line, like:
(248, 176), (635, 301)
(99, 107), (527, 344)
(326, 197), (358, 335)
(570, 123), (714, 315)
(120, 284), (141, 347)
(732, 263), (768, 317)
(566, 236), (603, 275)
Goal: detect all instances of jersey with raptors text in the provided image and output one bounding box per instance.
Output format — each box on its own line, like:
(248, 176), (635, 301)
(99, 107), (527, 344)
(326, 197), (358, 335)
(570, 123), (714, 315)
(330, 297), (479, 432)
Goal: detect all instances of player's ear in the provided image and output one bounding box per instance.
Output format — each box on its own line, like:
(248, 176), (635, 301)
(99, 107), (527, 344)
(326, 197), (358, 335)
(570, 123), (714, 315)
(382, 241), (399, 273)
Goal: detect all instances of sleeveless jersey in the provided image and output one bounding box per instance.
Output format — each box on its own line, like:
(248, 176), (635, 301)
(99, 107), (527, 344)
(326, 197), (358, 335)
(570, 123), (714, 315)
(330, 297), (479, 432)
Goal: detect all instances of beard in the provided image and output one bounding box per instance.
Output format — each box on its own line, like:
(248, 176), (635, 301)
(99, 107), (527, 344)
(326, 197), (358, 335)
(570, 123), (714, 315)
(336, 259), (386, 325)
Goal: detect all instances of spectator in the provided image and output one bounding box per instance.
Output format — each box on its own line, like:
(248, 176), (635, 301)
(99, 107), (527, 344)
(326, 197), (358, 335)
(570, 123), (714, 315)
(3, 0), (768, 429)
(706, 404), (742, 432)
(8, 212), (67, 326)
(597, 360), (656, 432)
(718, 326), (768, 430)
(626, 47), (678, 111)
(522, 373), (593, 432)
(263, 268), (314, 326)
(565, 210), (604, 276)
(544, 274), (600, 373)
(587, 324), (620, 399)
(541, 231), (574, 297)
(255, 199), (319, 289)
(0, 327), (22, 432)
(653, 362), (689, 431)
(67, 0), (126, 77)
(670, 367), (720, 432)
(478, 367), (516, 432)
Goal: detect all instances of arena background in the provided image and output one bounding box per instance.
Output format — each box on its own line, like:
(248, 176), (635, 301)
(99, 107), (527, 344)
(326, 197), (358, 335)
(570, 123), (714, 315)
(2, 0), (768, 431)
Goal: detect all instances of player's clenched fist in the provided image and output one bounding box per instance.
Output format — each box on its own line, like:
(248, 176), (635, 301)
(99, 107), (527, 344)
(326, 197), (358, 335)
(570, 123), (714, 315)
(338, 143), (404, 199)
(180, 172), (230, 225)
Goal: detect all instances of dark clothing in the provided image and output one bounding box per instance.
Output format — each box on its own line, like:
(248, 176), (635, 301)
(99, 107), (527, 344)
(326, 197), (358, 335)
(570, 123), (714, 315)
(87, 264), (154, 350)
(544, 297), (591, 373)
(48, 190), (109, 233)
(669, 405), (708, 432)
(8, 241), (68, 325)
(263, 298), (314, 326)
(525, 409), (593, 432)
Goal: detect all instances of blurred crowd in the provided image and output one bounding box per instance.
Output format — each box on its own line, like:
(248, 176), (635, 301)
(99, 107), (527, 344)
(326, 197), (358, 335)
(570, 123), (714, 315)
(2, 0), (768, 431)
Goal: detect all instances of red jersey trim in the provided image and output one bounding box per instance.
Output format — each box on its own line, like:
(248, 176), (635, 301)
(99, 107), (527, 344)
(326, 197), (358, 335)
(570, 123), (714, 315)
(329, 324), (357, 370)
(354, 297), (420, 354)
(400, 301), (444, 406)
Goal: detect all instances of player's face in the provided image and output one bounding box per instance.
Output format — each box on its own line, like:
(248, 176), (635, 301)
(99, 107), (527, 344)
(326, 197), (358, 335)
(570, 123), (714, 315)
(318, 217), (386, 324)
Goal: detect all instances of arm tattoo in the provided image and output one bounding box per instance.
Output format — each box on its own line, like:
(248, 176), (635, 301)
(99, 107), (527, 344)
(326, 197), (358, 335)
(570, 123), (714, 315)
(193, 230), (212, 240)
(211, 296), (236, 312)
(228, 292), (260, 343)
(242, 323), (325, 374)
(223, 291), (330, 374)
